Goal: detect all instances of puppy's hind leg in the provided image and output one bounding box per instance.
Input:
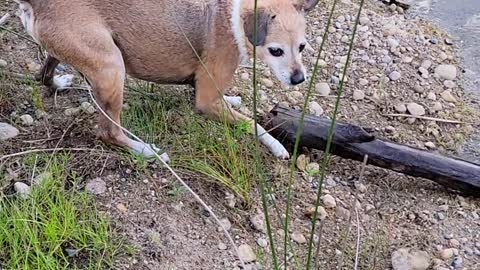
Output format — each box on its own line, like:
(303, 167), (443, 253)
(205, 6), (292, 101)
(85, 49), (169, 163)
(34, 55), (59, 88)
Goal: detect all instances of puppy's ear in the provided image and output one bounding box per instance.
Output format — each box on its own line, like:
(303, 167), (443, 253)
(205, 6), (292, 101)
(243, 9), (273, 46)
(294, 0), (320, 13)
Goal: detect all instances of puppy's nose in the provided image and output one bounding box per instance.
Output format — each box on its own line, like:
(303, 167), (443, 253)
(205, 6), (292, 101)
(290, 70), (305, 85)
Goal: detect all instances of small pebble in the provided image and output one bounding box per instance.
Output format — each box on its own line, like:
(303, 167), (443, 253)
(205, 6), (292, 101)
(389, 71), (401, 81)
(322, 194), (336, 208)
(291, 231), (307, 244)
(237, 244), (256, 263)
(315, 82), (331, 96)
(20, 114), (34, 126)
(14, 182), (31, 198)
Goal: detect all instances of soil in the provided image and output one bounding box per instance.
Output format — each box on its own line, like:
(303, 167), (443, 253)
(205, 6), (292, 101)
(1, 0), (479, 269)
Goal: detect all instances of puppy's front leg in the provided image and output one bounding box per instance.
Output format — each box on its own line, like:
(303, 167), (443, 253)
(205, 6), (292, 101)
(195, 76), (289, 159)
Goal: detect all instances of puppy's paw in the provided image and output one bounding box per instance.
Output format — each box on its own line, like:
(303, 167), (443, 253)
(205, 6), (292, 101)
(130, 141), (170, 163)
(52, 74), (74, 89)
(268, 140), (290, 160)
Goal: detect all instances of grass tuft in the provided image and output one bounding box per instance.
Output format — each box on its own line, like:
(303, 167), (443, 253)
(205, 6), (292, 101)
(0, 154), (124, 270)
(122, 87), (266, 205)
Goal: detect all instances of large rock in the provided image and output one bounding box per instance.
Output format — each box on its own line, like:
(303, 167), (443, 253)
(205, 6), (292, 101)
(315, 82), (331, 96)
(392, 248), (430, 270)
(407, 103), (426, 116)
(237, 244), (256, 263)
(435, 65), (457, 80)
(0, 122), (19, 141)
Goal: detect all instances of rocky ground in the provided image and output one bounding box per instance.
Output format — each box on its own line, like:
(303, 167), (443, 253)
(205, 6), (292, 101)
(1, 0), (480, 269)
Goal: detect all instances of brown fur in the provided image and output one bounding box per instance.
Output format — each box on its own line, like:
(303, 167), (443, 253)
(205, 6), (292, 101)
(24, 0), (319, 158)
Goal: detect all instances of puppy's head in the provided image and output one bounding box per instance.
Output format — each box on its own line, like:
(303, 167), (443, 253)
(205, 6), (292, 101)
(243, 0), (319, 86)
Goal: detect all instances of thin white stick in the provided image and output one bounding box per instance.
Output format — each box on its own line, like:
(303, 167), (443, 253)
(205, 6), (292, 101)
(1, 148), (98, 161)
(86, 86), (246, 268)
(383, 113), (464, 124)
(353, 207), (361, 270)
(0, 13), (11, 25)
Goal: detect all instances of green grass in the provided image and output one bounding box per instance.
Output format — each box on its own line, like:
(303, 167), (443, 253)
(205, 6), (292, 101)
(0, 154), (125, 270)
(122, 84), (266, 205)
(31, 84), (45, 111)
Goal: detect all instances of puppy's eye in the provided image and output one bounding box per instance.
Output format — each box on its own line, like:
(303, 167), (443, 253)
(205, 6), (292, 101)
(268, 48), (284, 57)
(299, 43), (306, 52)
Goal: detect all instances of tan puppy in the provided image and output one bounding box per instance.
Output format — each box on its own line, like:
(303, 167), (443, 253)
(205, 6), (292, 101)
(16, 0), (320, 162)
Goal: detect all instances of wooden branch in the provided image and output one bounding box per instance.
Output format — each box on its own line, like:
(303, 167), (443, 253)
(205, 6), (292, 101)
(262, 105), (480, 196)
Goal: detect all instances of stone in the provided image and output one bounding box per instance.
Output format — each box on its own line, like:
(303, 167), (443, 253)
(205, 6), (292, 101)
(362, 40), (370, 48)
(305, 162), (320, 174)
(256, 238), (268, 248)
(443, 80), (456, 88)
(315, 82), (331, 96)
(240, 73), (249, 80)
(322, 194), (336, 208)
(391, 248), (431, 270)
(414, 85), (425, 93)
(261, 78), (274, 88)
(0, 122), (19, 141)
(85, 177), (107, 195)
(64, 108), (80, 116)
(116, 203), (128, 212)
(435, 65), (457, 80)
(318, 60), (327, 67)
(431, 102), (443, 112)
(308, 101), (324, 116)
(80, 102), (96, 114)
(250, 214), (266, 233)
(0, 59), (7, 68)
(355, 182), (367, 193)
(395, 104), (407, 113)
(296, 154), (308, 171)
(418, 67), (429, 77)
(427, 92), (436, 101)
(291, 231), (307, 244)
(449, 239), (460, 248)
(237, 244), (256, 263)
(389, 71), (401, 81)
(14, 182), (31, 198)
(335, 206), (350, 220)
(407, 103), (426, 116)
(382, 55), (393, 64)
(440, 248), (454, 260)
(218, 218), (232, 232)
(421, 60), (432, 69)
(451, 256), (463, 269)
(359, 78), (369, 86)
(424, 142), (436, 149)
(305, 206), (328, 220)
(387, 38), (399, 48)
(353, 90), (365, 100)
(218, 242), (228, 250)
(440, 91), (457, 103)
(439, 52), (448, 61)
(359, 16), (370, 25)
(20, 114), (34, 126)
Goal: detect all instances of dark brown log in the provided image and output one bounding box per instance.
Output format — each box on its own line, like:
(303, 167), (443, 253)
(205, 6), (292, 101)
(262, 105), (480, 196)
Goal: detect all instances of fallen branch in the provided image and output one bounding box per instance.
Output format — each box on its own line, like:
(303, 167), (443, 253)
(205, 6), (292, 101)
(262, 105), (480, 196)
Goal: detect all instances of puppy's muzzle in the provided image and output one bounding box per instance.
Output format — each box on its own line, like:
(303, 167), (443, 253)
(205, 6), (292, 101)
(290, 69), (305, 85)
